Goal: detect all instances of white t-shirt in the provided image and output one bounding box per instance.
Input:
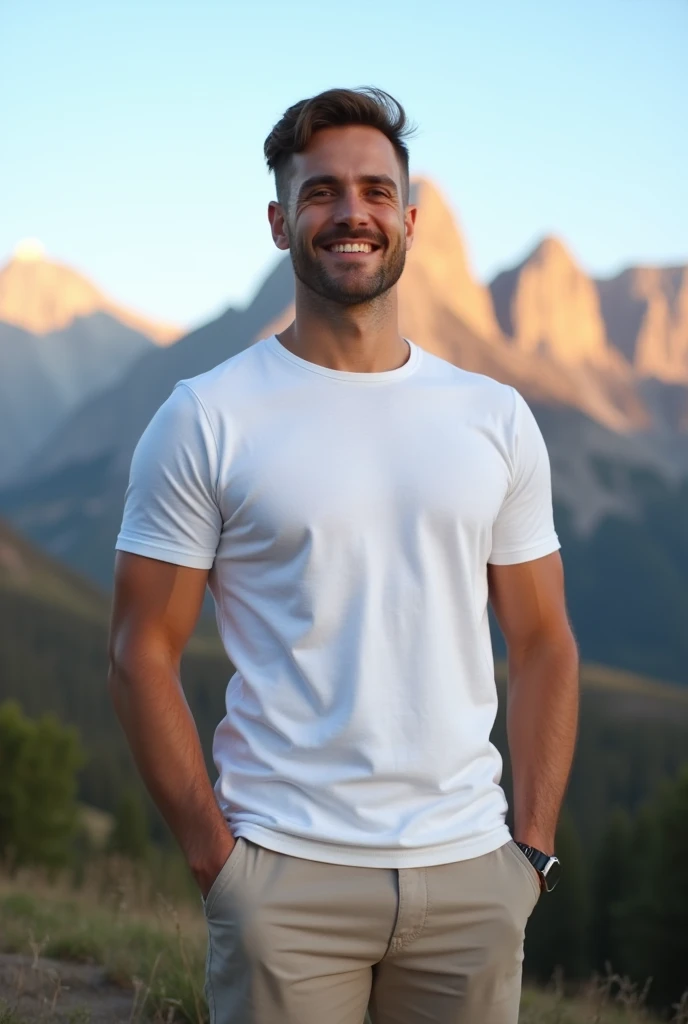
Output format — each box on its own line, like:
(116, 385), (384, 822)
(116, 336), (560, 868)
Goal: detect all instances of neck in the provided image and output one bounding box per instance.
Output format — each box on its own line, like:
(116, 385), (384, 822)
(276, 281), (408, 373)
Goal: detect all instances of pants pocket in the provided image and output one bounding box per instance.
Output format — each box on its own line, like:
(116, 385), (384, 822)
(506, 841), (541, 904)
(203, 837), (246, 917)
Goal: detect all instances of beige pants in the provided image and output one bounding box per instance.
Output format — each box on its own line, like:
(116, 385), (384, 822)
(204, 838), (540, 1024)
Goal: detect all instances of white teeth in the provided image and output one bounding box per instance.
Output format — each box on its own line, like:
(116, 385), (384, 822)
(330, 243), (373, 253)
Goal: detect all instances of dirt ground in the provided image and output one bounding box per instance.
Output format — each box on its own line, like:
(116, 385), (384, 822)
(0, 952), (135, 1023)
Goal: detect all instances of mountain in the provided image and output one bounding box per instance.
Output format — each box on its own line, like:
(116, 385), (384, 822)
(404, 180), (501, 342)
(0, 247), (184, 482)
(1, 181), (688, 683)
(0, 314), (161, 482)
(596, 265), (688, 383)
(3, 181), (671, 491)
(491, 236), (616, 366)
(0, 253), (298, 578)
(401, 189), (652, 435)
(551, 474), (688, 684)
(0, 242), (180, 343)
(0, 514), (109, 622)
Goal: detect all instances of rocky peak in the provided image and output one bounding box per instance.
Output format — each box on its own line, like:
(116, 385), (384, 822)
(0, 243), (180, 344)
(490, 235), (611, 365)
(402, 179), (500, 342)
(596, 266), (688, 383)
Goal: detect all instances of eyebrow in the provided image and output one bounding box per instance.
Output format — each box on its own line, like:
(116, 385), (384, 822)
(296, 174), (399, 200)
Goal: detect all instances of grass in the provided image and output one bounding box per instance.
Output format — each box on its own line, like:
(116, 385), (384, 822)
(0, 868), (207, 1023)
(1, 869), (685, 1023)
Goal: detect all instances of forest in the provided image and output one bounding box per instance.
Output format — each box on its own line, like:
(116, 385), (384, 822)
(2, 520), (688, 1012)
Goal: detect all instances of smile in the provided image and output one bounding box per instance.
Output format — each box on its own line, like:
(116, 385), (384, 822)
(328, 242), (373, 253)
(322, 241), (381, 254)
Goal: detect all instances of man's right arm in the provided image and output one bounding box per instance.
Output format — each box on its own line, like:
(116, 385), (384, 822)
(108, 551), (234, 897)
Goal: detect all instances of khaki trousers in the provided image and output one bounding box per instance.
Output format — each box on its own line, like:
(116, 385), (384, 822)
(204, 838), (540, 1024)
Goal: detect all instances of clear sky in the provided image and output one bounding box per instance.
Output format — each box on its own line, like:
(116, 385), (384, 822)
(2, 0), (686, 329)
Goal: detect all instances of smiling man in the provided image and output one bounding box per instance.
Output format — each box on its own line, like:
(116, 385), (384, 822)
(109, 88), (579, 1024)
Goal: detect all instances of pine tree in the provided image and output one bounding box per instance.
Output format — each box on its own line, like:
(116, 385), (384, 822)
(524, 808), (589, 983)
(590, 807), (632, 974)
(613, 802), (662, 987)
(0, 701), (84, 871)
(647, 766), (688, 1007)
(108, 787), (150, 862)
(615, 769), (688, 1010)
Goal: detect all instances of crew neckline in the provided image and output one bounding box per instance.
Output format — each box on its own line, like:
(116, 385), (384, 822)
(266, 335), (421, 384)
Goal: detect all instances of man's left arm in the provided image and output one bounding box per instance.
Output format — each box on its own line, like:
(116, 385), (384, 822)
(488, 551), (579, 854)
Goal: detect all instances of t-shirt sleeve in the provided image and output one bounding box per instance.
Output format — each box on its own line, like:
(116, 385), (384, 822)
(115, 383), (222, 570)
(488, 389), (560, 566)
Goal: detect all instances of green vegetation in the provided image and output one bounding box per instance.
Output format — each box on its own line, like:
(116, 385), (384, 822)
(0, 702), (84, 873)
(525, 810), (590, 983)
(590, 808), (632, 973)
(2, 516), (688, 1016)
(491, 671), (688, 849)
(3, 510), (688, 847)
(0, 882), (207, 1022)
(0, 880), (682, 1023)
(0, 538), (225, 819)
(1, 704), (687, 1017)
(519, 767), (688, 1013)
(108, 789), (150, 862)
(612, 767), (688, 1008)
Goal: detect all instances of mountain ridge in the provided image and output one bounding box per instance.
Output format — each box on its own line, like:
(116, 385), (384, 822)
(0, 248), (181, 344)
(0, 245), (189, 482)
(0, 312), (160, 483)
(2, 178), (688, 687)
(3, 179), (687, 536)
(595, 265), (688, 383)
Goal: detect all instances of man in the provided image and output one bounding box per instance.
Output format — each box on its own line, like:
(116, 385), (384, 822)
(109, 87), (579, 1024)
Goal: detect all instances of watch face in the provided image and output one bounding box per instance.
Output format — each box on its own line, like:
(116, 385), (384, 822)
(543, 856), (562, 892)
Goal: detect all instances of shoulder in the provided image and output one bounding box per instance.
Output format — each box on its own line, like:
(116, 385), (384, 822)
(175, 338), (273, 412)
(416, 346), (519, 418)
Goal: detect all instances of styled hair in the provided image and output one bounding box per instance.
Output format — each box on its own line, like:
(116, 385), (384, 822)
(264, 87), (414, 206)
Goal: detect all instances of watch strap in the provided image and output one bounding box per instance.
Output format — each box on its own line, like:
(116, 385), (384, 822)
(515, 842), (552, 874)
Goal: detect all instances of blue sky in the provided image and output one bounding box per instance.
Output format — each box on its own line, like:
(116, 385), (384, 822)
(2, 0), (686, 328)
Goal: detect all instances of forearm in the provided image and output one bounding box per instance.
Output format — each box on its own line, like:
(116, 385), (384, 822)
(108, 654), (232, 877)
(507, 631), (579, 851)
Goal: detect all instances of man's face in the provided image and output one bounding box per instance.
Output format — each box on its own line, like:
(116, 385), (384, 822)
(269, 126), (416, 307)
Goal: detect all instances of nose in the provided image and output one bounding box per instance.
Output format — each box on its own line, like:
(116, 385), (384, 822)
(332, 186), (370, 229)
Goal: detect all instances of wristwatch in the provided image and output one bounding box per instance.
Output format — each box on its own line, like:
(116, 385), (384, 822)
(515, 842), (562, 892)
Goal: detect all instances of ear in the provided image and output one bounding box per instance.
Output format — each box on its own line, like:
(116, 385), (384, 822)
(404, 204), (418, 252)
(268, 201), (290, 251)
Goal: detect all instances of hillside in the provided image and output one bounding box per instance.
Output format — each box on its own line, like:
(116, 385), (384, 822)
(0, 517), (225, 810)
(0, 517), (109, 622)
(1, 517), (686, 851)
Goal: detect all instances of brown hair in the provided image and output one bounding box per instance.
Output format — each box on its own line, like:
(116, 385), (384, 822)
(264, 87), (414, 206)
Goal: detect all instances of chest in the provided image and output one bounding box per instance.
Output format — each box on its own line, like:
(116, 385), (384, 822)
(218, 393), (510, 556)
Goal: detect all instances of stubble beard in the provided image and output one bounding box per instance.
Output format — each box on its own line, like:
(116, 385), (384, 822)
(289, 233), (407, 308)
